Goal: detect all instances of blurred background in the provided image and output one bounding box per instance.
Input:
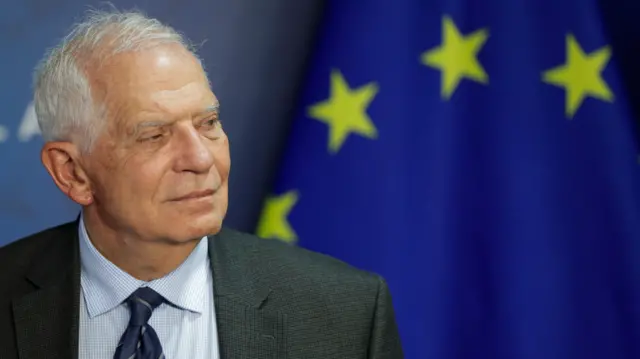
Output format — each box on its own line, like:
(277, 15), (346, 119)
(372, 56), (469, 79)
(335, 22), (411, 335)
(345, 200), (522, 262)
(2, 0), (640, 358)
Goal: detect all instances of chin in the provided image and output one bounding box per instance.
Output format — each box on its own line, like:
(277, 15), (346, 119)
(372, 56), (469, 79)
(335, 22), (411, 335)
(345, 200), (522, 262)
(166, 210), (224, 242)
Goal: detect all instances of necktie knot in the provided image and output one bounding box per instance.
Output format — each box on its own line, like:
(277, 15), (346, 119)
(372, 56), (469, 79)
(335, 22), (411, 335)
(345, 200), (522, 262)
(126, 287), (164, 327)
(114, 287), (165, 359)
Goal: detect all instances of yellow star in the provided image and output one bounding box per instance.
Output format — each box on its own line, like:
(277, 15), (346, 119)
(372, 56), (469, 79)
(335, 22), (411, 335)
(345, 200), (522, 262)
(308, 69), (379, 154)
(255, 190), (299, 244)
(542, 34), (614, 119)
(421, 16), (489, 99)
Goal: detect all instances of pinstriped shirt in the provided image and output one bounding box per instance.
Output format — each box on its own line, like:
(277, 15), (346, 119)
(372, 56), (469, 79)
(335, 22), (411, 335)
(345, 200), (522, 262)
(77, 215), (220, 359)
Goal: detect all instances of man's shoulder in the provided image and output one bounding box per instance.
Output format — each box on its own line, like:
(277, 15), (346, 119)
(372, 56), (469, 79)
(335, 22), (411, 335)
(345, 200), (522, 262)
(0, 221), (77, 300)
(0, 221), (77, 269)
(214, 227), (383, 292)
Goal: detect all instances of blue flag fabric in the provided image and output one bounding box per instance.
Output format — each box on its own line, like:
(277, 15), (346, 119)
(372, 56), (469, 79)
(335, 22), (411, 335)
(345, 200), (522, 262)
(257, 0), (640, 358)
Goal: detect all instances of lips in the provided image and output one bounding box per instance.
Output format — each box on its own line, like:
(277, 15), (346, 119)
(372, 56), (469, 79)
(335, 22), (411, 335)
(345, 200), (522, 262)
(171, 189), (215, 201)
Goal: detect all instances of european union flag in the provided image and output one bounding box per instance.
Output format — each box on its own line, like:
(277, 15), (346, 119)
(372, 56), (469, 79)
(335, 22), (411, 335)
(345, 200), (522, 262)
(257, 0), (640, 358)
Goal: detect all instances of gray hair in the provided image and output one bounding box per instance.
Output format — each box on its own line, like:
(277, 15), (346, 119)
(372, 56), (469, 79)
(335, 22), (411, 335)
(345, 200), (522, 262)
(33, 8), (198, 153)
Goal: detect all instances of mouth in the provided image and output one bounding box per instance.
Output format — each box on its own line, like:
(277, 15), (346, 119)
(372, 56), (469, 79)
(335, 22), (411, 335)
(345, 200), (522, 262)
(171, 189), (215, 202)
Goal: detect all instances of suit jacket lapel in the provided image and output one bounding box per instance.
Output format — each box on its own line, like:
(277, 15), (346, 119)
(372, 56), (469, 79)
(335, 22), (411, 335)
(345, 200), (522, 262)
(12, 222), (80, 359)
(209, 228), (288, 359)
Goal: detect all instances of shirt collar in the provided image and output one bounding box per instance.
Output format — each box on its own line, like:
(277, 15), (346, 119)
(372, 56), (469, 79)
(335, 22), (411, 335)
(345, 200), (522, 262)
(78, 213), (210, 318)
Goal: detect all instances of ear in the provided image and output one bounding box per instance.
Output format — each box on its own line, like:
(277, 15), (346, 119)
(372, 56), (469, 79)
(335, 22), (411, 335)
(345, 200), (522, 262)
(40, 142), (94, 206)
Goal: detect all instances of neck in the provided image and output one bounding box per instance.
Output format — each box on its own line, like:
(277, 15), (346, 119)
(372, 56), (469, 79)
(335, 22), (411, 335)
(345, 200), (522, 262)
(81, 208), (201, 281)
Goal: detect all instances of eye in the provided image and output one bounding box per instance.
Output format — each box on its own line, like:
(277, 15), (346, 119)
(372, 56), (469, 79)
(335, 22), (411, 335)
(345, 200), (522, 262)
(201, 117), (219, 129)
(139, 133), (164, 142)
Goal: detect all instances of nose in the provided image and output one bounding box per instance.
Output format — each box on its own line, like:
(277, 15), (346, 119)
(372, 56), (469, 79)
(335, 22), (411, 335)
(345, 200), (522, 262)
(173, 124), (215, 174)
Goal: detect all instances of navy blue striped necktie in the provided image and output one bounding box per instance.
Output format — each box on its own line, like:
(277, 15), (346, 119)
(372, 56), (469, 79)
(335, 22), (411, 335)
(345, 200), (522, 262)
(114, 287), (165, 359)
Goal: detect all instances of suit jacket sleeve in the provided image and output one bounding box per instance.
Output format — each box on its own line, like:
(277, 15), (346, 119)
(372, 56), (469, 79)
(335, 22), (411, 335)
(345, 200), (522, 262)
(368, 276), (404, 358)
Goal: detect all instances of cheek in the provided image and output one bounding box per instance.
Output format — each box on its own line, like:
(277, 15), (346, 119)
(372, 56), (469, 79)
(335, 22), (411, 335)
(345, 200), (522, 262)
(122, 158), (169, 197)
(213, 137), (231, 180)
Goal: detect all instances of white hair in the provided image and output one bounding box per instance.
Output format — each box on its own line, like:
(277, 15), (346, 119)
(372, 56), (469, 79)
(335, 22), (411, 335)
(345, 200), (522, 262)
(33, 8), (199, 153)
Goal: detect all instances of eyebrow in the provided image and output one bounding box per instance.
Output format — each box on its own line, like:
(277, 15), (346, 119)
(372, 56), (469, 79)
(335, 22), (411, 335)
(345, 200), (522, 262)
(199, 104), (220, 115)
(133, 103), (220, 134)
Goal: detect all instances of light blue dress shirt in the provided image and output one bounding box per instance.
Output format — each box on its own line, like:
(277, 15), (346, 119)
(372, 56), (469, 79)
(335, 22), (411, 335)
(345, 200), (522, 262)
(77, 215), (220, 359)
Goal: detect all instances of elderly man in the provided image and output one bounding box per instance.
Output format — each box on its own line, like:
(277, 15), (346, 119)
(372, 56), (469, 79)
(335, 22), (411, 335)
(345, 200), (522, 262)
(0, 9), (402, 359)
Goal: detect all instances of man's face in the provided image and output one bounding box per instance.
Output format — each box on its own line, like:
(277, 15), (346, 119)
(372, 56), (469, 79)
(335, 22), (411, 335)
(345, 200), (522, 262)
(83, 44), (230, 242)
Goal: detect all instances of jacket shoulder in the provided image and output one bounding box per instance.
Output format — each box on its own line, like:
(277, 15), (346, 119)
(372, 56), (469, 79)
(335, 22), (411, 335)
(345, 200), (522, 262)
(214, 228), (397, 356)
(216, 227), (383, 292)
(0, 221), (77, 276)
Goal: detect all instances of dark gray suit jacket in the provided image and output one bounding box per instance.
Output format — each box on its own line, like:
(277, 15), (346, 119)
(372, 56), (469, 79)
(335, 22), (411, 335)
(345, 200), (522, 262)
(0, 220), (403, 358)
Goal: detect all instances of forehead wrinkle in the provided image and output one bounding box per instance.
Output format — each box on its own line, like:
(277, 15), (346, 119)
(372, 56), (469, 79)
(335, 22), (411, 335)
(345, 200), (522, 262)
(150, 81), (211, 108)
